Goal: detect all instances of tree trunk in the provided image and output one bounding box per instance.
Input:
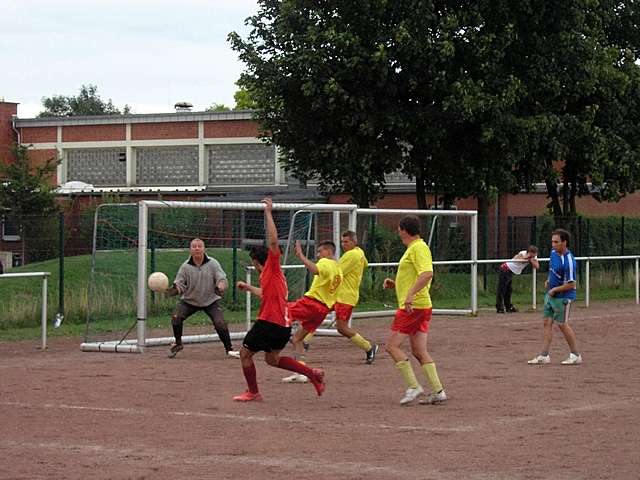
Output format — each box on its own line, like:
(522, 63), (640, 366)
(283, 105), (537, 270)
(544, 178), (563, 219)
(562, 177), (570, 219)
(476, 193), (490, 256)
(415, 169), (428, 210)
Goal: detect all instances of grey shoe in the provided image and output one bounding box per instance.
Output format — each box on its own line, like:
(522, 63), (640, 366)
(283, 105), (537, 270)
(419, 389), (447, 405)
(528, 354), (550, 365)
(168, 343), (183, 359)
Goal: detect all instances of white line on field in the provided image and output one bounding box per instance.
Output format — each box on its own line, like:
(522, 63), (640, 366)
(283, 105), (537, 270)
(1, 397), (637, 436)
(0, 401), (472, 433)
(493, 398), (639, 426)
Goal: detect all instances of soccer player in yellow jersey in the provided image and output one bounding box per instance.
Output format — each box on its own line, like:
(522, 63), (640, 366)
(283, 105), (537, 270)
(304, 231), (378, 363)
(282, 239), (342, 383)
(383, 215), (447, 406)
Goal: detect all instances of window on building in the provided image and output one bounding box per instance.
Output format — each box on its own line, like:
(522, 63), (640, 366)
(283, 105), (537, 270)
(2, 215), (20, 241)
(208, 144), (276, 185)
(137, 146), (199, 186)
(67, 148), (127, 186)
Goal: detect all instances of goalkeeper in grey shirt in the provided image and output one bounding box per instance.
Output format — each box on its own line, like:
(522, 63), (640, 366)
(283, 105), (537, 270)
(166, 238), (240, 358)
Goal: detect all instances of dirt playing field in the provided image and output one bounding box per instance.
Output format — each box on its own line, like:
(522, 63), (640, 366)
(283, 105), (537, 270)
(1, 300), (638, 480)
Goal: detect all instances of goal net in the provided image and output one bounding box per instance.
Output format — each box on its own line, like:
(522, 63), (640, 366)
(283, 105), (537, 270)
(81, 200), (357, 353)
(351, 208), (478, 319)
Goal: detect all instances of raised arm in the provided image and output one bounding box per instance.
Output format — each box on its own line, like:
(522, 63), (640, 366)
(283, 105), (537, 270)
(295, 240), (319, 275)
(262, 197), (279, 252)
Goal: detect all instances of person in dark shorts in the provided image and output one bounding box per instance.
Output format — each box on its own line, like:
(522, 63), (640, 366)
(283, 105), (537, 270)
(496, 246), (539, 313)
(233, 197), (326, 402)
(165, 238), (239, 359)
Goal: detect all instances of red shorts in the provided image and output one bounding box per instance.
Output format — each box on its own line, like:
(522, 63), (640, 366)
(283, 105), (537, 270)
(391, 308), (432, 335)
(288, 296), (331, 333)
(333, 302), (354, 322)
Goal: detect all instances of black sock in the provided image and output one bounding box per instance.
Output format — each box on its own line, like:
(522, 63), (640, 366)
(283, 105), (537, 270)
(215, 327), (233, 351)
(172, 322), (183, 345)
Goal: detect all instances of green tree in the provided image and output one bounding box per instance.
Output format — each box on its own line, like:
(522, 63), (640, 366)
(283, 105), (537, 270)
(229, 1), (406, 206)
(0, 144), (60, 262)
(205, 103), (231, 112)
(477, 1), (640, 219)
(233, 85), (257, 110)
(39, 84), (129, 117)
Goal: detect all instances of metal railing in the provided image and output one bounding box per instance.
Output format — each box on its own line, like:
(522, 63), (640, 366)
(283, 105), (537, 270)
(0, 272), (51, 349)
(244, 254), (640, 322)
(479, 255), (640, 309)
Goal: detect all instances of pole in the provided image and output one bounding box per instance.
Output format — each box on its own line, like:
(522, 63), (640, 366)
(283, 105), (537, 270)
(149, 213), (156, 304)
(470, 213), (478, 315)
(232, 219), (238, 304)
(136, 202), (148, 350)
(620, 217), (625, 281)
(585, 259), (590, 308)
(532, 267), (537, 310)
(58, 211), (64, 323)
(635, 258), (639, 305)
(41, 275), (48, 350)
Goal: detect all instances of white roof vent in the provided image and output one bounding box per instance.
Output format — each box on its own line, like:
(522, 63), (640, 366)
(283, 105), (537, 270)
(174, 102), (193, 112)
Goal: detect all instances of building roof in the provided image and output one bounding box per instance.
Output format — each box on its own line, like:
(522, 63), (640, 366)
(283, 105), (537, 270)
(14, 110), (255, 127)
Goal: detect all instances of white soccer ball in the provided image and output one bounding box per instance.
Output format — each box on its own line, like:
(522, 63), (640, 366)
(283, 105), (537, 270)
(147, 272), (169, 292)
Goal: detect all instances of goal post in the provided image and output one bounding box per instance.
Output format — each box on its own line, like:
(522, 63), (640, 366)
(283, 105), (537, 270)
(241, 207), (479, 327)
(81, 200), (357, 353)
(80, 200), (477, 354)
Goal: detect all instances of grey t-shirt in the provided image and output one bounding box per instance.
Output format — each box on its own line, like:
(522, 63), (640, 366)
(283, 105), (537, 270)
(173, 255), (227, 307)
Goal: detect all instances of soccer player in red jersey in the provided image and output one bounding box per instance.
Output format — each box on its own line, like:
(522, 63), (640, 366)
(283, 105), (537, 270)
(233, 198), (326, 402)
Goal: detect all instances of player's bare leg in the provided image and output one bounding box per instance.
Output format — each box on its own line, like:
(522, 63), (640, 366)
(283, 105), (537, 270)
(386, 330), (424, 405)
(282, 327), (312, 383)
(337, 319), (378, 363)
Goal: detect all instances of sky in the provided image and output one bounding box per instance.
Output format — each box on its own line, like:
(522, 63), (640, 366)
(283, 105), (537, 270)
(0, 0), (260, 118)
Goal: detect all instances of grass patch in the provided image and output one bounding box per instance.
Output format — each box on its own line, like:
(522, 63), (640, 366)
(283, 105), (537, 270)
(1, 253), (638, 341)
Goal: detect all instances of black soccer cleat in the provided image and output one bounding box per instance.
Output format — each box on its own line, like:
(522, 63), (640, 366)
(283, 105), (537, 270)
(365, 344), (379, 364)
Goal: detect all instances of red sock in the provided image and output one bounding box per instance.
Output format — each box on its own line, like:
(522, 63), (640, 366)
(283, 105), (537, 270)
(277, 356), (314, 378)
(242, 362), (259, 394)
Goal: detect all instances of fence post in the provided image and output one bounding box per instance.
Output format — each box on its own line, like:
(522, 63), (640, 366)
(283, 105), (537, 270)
(232, 220), (238, 304)
(585, 259), (590, 308)
(41, 275), (48, 350)
(636, 258), (640, 305)
(245, 268), (252, 328)
(58, 211), (65, 321)
(620, 216), (625, 281)
(482, 214), (488, 291)
(532, 266), (537, 310)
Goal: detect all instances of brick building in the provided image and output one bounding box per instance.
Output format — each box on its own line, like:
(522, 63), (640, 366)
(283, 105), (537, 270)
(1, 99), (638, 265)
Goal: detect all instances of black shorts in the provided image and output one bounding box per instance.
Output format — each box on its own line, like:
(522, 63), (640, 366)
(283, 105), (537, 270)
(243, 320), (291, 353)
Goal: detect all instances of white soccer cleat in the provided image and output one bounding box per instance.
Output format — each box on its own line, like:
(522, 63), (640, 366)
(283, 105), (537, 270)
(561, 353), (582, 365)
(399, 385), (424, 405)
(527, 354), (550, 365)
(282, 373), (309, 383)
(227, 350), (240, 359)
